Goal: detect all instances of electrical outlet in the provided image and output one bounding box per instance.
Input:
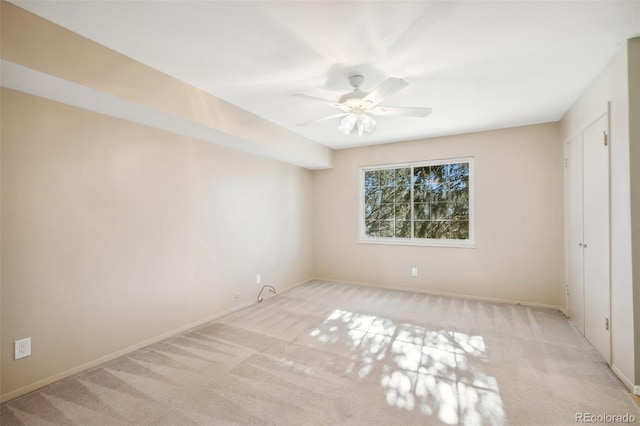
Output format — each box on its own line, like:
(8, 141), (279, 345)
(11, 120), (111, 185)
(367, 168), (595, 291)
(411, 267), (418, 277)
(256, 274), (261, 284)
(15, 337), (31, 360)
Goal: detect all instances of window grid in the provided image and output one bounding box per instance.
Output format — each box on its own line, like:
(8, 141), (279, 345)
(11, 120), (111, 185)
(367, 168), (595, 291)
(362, 159), (472, 244)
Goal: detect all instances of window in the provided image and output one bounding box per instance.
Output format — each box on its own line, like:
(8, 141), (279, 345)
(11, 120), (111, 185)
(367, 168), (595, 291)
(361, 158), (473, 247)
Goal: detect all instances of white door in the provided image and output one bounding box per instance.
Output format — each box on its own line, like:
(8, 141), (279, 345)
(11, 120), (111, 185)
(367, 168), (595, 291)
(582, 113), (611, 364)
(566, 135), (584, 335)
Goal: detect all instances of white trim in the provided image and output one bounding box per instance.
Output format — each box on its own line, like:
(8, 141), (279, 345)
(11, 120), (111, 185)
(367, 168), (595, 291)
(359, 157), (475, 247)
(358, 238), (476, 248)
(611, 364), (636, 392)
(270, 278), (309, 295)
(313, 277), (566, 313)
(557, 305), (569, 317)
(360, 157), (472, 171)
(0, 300), (253, 403)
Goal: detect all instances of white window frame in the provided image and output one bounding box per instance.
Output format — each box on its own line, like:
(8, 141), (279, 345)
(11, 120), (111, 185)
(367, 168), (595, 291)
(359, 157), (475, 248)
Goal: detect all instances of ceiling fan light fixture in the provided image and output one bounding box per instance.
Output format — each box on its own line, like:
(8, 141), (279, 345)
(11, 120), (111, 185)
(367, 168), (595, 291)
(338, 112), (376, 137)
(338, 113), (357, 135)
(357, 113), (376, 137)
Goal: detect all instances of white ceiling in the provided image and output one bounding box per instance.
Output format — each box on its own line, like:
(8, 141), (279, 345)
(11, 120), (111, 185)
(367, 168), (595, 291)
(10, 1), (640, 149)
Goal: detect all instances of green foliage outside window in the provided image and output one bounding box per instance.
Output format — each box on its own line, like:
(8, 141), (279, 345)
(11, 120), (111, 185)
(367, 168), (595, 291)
(364, 162), (470, 240)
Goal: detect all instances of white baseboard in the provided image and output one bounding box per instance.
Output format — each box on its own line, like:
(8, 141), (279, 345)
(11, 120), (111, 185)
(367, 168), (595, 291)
(0, 300), (255, 404)
(269, 278), (310, 295)
(312, 277), (567, 314)
(1, 277), (315, 404)
(611, 364), (635, 392)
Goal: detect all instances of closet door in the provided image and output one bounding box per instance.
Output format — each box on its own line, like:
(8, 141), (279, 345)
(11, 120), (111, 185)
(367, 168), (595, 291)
(582, 113), (611, 364)
(566, 135), (584, 335)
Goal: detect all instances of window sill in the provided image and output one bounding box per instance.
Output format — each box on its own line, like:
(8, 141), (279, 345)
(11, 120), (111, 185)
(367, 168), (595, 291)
(358, 238), (476, 249)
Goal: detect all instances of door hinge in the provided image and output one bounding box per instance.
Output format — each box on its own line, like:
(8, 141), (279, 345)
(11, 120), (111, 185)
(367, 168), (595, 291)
(603, 131), (608, 146)
(564, 158), (568, 168)
(605, 318), (610, 331)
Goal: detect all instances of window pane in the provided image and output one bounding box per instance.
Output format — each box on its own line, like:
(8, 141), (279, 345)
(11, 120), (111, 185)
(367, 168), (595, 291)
(414, 203), (430, 220)
(365, 219), (377, 237)
(431, 165), (445, 183)
(449, 184), (468, 203)
(414, 221), (433, 239)
(413, 185), (430, 203)
(378, 203), (394, 219)
(413, 166), (430, 185)
(379, 169), (395, 186)
(365, 187), (382, 205)
(433, 221), (451, 239)
(364, 170), (379, 187)
(451, 203), (469, 219)
(395, 220), (411, 238)
(366, 203), (383, 221)
(395, 203), (411, 220)
(364, 203), (375, 217)
(430, 202), (449, 220)
(378, 220), (394, 237)
(381, 186), (396, 203)
(432, 183), (449, 201)
(395, 185), (411, 202)
(450, 221), (469, 240)
(446, 163), (467, 182)
(395, 168), (411, 187)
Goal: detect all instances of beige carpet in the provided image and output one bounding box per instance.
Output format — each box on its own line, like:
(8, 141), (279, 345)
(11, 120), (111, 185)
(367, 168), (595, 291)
(2, 280), (639, 425)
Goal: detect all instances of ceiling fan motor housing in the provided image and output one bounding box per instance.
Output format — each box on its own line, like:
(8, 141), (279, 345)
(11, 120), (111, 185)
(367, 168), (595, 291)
(340, 74), (370, 108)
(339, 92), (369, 108)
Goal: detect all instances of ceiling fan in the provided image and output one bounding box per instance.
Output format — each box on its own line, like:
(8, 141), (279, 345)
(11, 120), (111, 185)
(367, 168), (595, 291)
(295, 74), (432, 137)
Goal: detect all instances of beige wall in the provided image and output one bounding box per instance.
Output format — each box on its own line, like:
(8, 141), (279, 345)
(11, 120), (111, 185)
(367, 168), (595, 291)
(560, 39), (637, 392)
(312, 123), (565, 308)
(0, 88), (314, 400)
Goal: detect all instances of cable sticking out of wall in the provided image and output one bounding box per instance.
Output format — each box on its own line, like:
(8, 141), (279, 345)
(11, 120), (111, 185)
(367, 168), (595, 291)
(257, 285), (276, 302)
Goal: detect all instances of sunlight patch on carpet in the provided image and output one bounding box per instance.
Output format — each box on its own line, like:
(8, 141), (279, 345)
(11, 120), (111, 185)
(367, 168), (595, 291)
(307, 308), (505, 425)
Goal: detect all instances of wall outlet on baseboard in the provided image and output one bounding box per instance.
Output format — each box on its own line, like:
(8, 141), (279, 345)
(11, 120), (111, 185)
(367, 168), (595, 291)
(256, 274), (261, 284)
(15, 337), (31, 360)
(411, 267), (418, 277)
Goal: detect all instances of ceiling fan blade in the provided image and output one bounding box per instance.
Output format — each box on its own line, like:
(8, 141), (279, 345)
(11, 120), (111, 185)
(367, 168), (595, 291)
(297, 112), (348, 127)
(293, 94), (347, 110)
(370, 106), (433, 117)
(362, 77), (409, 107)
